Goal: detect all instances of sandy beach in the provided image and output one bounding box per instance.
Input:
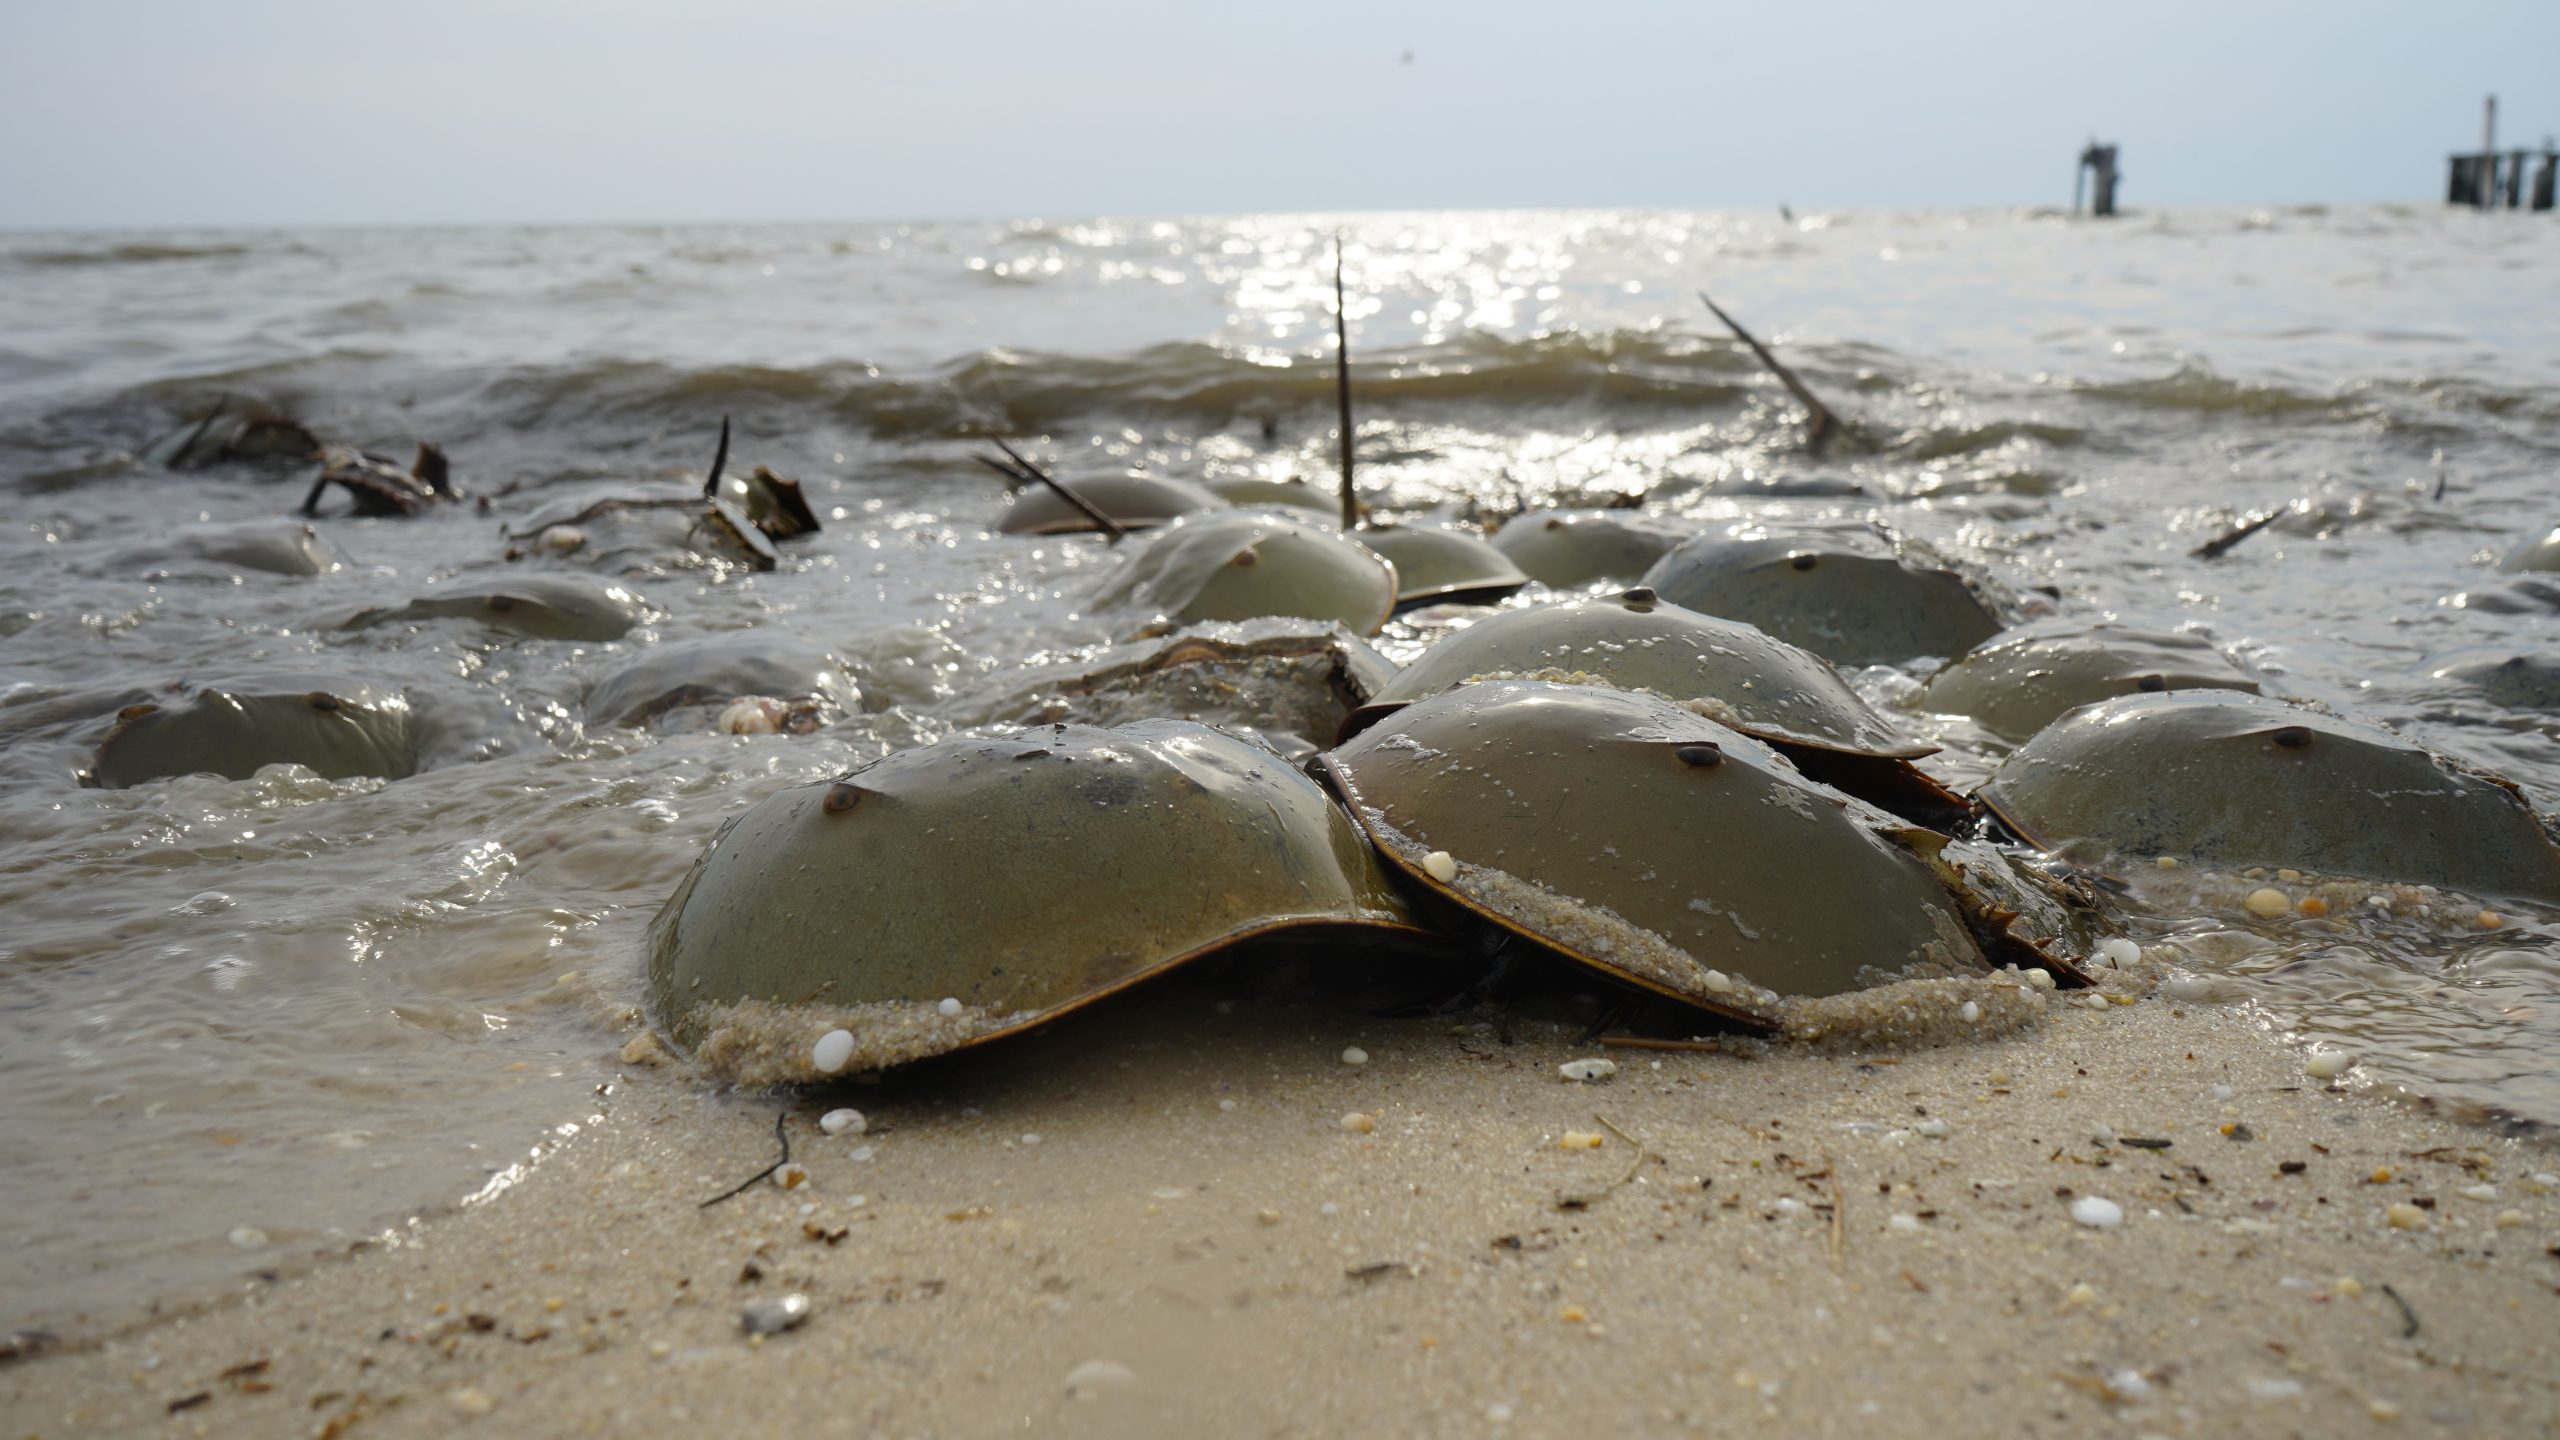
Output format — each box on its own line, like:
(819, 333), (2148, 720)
(8, 966), (2556, 1439)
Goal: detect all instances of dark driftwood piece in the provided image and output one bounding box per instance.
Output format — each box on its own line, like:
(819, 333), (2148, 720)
(1699, 291), (1842, 454)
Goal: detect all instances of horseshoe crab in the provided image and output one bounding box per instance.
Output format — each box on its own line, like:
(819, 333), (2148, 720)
(140, 402), (320, 470)
(1488, 510), (1691, 590)
(1358, 525), (1532, 610)
(586, 633), (858, 732)
(106, 519), (347, 579)
(1093, 510), (1398, 635)
(2416, 650), (2560, 712)
(1316, 680), (2087, 1030)
(501, 423), (812, 572)
(994, 471), (1227, 535)
(2499, 525), (2560, 574)
(1202, 477), (1336, 518)
(85, 673), (415, 788)
(1639, 526), (2006, 667)
(1976, 691), (2560, 904)
(646, 719), (1430, 1079)
(298, 444), (454, 518)
(344, 574), (651, 642)
(971, 618), (1396, 761)
(1341, 588), (1966, 828)
(1919, 623), (2259, 743)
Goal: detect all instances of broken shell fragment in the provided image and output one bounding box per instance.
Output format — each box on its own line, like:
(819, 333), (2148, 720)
(647, 720), (1429, 1080)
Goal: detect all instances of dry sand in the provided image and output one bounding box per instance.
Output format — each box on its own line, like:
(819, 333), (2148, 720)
(7, 965), (2560, 1439)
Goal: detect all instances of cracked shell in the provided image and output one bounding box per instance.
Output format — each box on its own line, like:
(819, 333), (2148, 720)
(1920, 623), (2259, 742)
(1638, 527), (2003, 666)
(1315, 679), (1995, 1027)
(1489, 510), (1693, 590)
(1977, 690), (2560, 903)
(999, 474), (1228, 535)
(344, 574), (651, 641)
(1093, 510), (1397, 635)
(88, 673), (414, 787)
(1357, 525), (1532, 609)
(647, 720), (1429, 1079)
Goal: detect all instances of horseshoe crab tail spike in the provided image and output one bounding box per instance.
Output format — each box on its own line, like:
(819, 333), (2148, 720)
(412, 442), (452, 497)
(991, 436), (1126, 543)
(1334, 233), (1358, 531)
(296, 471), (331, 518)
(701, 415), (732, 498)
(1698, 290), (1840, 455)
(169, 396), (229, 469)
(973, 453), (1035, 491)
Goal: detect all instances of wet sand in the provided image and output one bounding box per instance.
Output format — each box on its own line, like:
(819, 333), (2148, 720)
(8, 973), (2558, 1438)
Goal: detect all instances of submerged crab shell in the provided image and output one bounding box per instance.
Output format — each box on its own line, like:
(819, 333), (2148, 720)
(2500, 525), (2560, 574)
(1200, 477), (1336, 519)
(90, 675), (415, 787)
(1977, 691), (2560, 903)
(646, 720), (1425, 1064)
(1317, 680), (1986, 1020)
(1348, 591), (1933, 759)
(111, 520), (346, 578)
(1357, 526), (1532, 608)
(585, 633), (857, 728)
(346, 575), (650, 641)
(998, 474), (1230, 535)
(1921, 623), (2259, 742)
(1639, 530), (2002, 667)
(1489, 510), (1692, 590)
(1093, 510), (1398, 635)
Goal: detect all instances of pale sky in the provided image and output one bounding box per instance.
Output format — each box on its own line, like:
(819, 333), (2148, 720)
(4, 0), (2556, 229)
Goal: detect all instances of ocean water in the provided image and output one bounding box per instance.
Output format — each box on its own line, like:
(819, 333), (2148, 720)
(3, 206), (2556, 1341)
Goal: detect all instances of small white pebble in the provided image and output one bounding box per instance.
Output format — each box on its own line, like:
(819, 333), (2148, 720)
(2096, 937), (2140, 969)
(2077, 991), (2111, 1011)
(1913, 1118), (1950, 1139)
(2069, 1195), (2124, 1229)
(1340, 1046), (1369, 1067)
(1421, 850), (1458, 882)
(1020, 1133), (1042, 1146)
(2459, 1183), (2496, 1202)
(450, 1386), (496, 1417)
(1318, 1201), (1339, 1216)
(2246, 1377), (2305, 1402)
(1886, 1214), (1922, 1233)
(1487, 1403), (1515, 1424)
(2368, 1398), (2403, 1422)
(2304, 1049), (2354, 1081)
(2212, 1084), (2236, 1101)
(227, 1226), (268, 1250)
(1558, 1058), (1618, 1083)
(2155, 855), (2179, 869)
(2064, 1282), (2097, 1308)
(2023, 967), (2057, 992)
(1701, 969), (1735, 994)
(1217, 1098), (1238, 1113)
(848, 1144), (875, 1162)
(1769, 1197), (1806, 1219)
(1958, 1000), (1980, 1023)
(2244, 887), (2291, 918)
(2384, 1202), (2427, 1230)
(1340, 1111), (1375, 1134)
(936, 997), (963, 1018)
(2493, 1208), (2527, 1228)
(740, 1293), (811, 1336)
(2104, 1368), (2151, 1402)
(810, 1028), (855, 1074)
(819, 1108), (866, 1136)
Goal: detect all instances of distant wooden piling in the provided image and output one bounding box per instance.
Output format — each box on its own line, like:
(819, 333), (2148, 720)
(2446, 94), (2557, 211)
(2074, 142), (2121, 218)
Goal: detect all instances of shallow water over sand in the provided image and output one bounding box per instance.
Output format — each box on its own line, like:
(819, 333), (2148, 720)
(2, 205), (2555, 1339)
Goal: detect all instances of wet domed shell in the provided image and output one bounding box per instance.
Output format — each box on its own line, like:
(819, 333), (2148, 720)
(1976, 691), (2560, 903)
(998, 474), (1229, 535)
(1093, 510), (1398, 635)
(1357, 526), (1531, 609)
(1488, 509), (1692, 590)
(1920, 623), (2259, 742)
(1639, 527), (2003, 666)
(585, 633), (859, 729)
(2499, 524), (2560, 574)
(2417, 649), (2560, 711)
(1317, 680), (1988, 1024)
(1347, 590), (1931, 759)
(345, 575), (652, 642)
(88, 673), (415, 788)
(105, 520), (348, 579)
(647, 720), (1427, 1078)
(1200, 477), (1337, 519)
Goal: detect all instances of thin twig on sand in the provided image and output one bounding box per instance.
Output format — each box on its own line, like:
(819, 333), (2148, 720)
(699, 1111), (792, 1208)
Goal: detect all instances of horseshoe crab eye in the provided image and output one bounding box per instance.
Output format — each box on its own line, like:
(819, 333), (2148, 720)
(1674, 743), (1724, 768)
(2269, 726), (2312, 749)
(821, 782), (866, 814)
(305, 693), (342, 713)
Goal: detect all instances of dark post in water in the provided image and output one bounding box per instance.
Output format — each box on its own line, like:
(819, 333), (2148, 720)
(2074, 142), (2121, 217)
(2446, 94), (2558, 211)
